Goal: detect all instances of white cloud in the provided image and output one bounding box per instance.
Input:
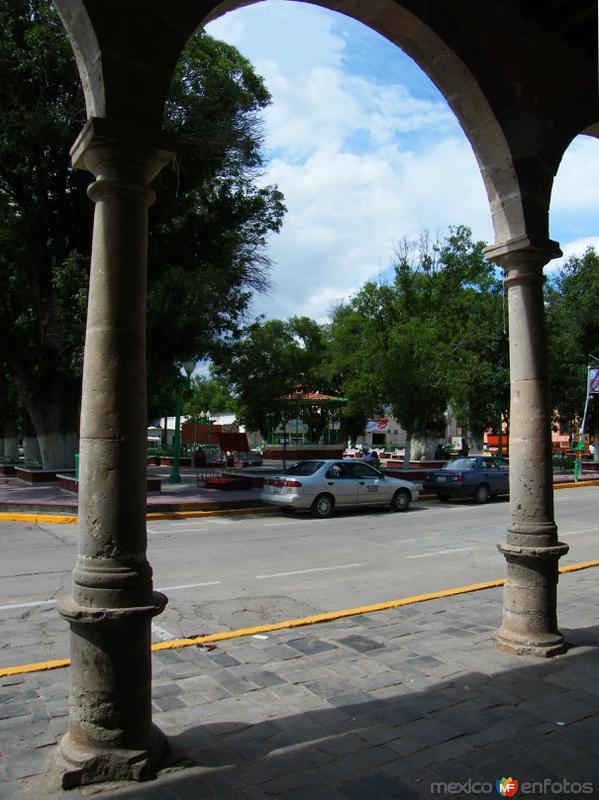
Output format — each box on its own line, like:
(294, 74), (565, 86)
(551, 135), (599, 215)
(544, 236), (599, 277)
(206, 1), (345, 75)
(253, 137), (491, 321)
(259, 61), (456, 162)
(205, 3), (498, 322)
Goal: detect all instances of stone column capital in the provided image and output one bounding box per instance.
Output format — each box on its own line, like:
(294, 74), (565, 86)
(484, 235), (562, 287)
(70, 116), (176, 188)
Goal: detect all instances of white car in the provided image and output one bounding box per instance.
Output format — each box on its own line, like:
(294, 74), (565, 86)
(260, 459), (418, 518)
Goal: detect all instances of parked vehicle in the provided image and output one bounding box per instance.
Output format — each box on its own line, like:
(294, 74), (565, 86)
(260, 459), (419, 518)
(423, 456), (509, 503)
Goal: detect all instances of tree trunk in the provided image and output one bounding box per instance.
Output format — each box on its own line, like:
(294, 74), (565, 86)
(402, 426), (413, 470)
(4, 419), (19, 461)
(14, 371), (80, 470)
(412, 431), (444, 460)
(23, 411), (42, 465)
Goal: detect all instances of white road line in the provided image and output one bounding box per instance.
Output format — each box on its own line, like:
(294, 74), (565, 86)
(560, 527), (598, 537)
(256, 563), (361, 579)
(152, 623), (176, 641)
(396, 536), (436, 545)
(406, 547), (474, 560)
(0, 598), (56, 611)
(0, 580), (222, 613)
(156, 581), (221, 591)
(148, 527), (209, 536)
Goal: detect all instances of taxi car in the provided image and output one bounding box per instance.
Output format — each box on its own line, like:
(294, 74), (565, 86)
(260, 459), (418, 518)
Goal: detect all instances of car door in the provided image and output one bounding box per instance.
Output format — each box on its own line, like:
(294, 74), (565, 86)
(323, 462), (359, 507)
(481, 458), (508, 495)
(350, 461), (387, 505)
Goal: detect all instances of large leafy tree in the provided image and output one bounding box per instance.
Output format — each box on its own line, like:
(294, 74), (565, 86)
(546, 247), (599, 458)
(0, 0), (285, 468)
(216, 317), (333, 440)
(330, 227), (503, 464)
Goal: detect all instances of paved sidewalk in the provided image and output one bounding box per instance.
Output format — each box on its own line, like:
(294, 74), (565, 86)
(0, 468), (266, 515)
(1, 567), (598, 799)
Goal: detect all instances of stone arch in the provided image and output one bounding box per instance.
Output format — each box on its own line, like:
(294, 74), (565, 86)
(47, 0), (596, 787)
(53, 0), (532, 245)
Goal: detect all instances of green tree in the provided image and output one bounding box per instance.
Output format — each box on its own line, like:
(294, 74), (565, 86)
(330, 227), (502, 464)
(546, 247), (599, 458)
(217, 317), (333, 440)
(184, 374), (238, 418)
(0, 1), (285, 468)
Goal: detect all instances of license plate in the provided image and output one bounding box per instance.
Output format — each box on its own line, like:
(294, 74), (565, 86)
(437, 476), (447, 482)
(272, 488), (281, 494)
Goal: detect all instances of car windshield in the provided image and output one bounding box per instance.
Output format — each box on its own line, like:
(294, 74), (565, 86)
(442, 457), (478, 471)
(284, 461), (325, 476)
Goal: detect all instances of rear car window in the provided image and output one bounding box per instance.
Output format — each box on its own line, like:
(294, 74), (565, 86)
(443, 458), (477, 470)
(284, 461), (324, 476)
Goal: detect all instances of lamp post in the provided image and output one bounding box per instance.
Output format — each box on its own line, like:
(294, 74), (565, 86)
(168, 360), (195, 484)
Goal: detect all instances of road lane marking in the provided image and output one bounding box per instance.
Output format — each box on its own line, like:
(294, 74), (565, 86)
(152, 623), (176, 641)
(148, 527), (209, 536)
(560, 527), (598, 537)
(0, 599), (56, 611)
(256, 563), (361, 579)
(156, 581), (221, 591)
(0, 580), (222, 613)
(406, 547), (474, 559)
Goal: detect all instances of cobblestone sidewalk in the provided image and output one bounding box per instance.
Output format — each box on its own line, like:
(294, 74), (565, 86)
(1, 569), (598, 799)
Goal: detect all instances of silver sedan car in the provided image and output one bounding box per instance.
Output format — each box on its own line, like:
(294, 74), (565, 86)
(260, 459), (419, 518)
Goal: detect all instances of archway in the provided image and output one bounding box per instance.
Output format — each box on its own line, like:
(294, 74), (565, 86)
(48, 0), (598, 786)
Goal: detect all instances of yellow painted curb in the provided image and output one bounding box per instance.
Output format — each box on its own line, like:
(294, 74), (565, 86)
(3, 559), (598, 678)
(0, 513), (78, 524)
(146, 506), (278, 521)
(0, 658), (70, 677)
(0, 507), (278, 525)
(555, 480), (599, 490)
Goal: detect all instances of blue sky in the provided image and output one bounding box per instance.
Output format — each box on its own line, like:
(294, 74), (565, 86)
(206, 1), (599, 322)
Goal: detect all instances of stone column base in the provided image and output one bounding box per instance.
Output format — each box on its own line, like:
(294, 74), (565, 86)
(56, 723), (166, 789)
(495, 541), (569, 658)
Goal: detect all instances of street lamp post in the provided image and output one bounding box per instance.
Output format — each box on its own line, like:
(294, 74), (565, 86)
(168, 361), (195, 484)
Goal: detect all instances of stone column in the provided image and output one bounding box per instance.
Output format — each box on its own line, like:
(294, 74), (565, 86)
(56, 118), (174, 787)
(486, 236), (569, 657)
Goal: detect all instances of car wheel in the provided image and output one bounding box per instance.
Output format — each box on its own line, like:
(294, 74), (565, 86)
(438, 493), (451, 502)
(312, 493), (334, 518)
(391, 489), (411, 512)
(474, 483), (490, 504)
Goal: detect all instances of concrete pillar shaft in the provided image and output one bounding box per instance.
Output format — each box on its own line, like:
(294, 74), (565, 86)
(56, 119), (174, 788)
(485, 236), (569, 657)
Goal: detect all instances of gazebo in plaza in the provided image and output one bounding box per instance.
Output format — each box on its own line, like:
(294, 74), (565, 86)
(44, 0), (597, 787)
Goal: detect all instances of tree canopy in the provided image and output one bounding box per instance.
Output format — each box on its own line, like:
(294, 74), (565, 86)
(545, 247), (599, 453)
(328, 227), (507, 462)
(216, 316), (336, 440)
(0, 0), (285, 467)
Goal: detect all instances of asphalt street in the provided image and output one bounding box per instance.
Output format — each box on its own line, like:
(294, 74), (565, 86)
(0, 487), (598, 670)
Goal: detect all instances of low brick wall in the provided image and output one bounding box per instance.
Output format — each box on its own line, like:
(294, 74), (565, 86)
(263, 446), (344, 460)
(58, 474), (162, 493)
(15, 467), (59, 483)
